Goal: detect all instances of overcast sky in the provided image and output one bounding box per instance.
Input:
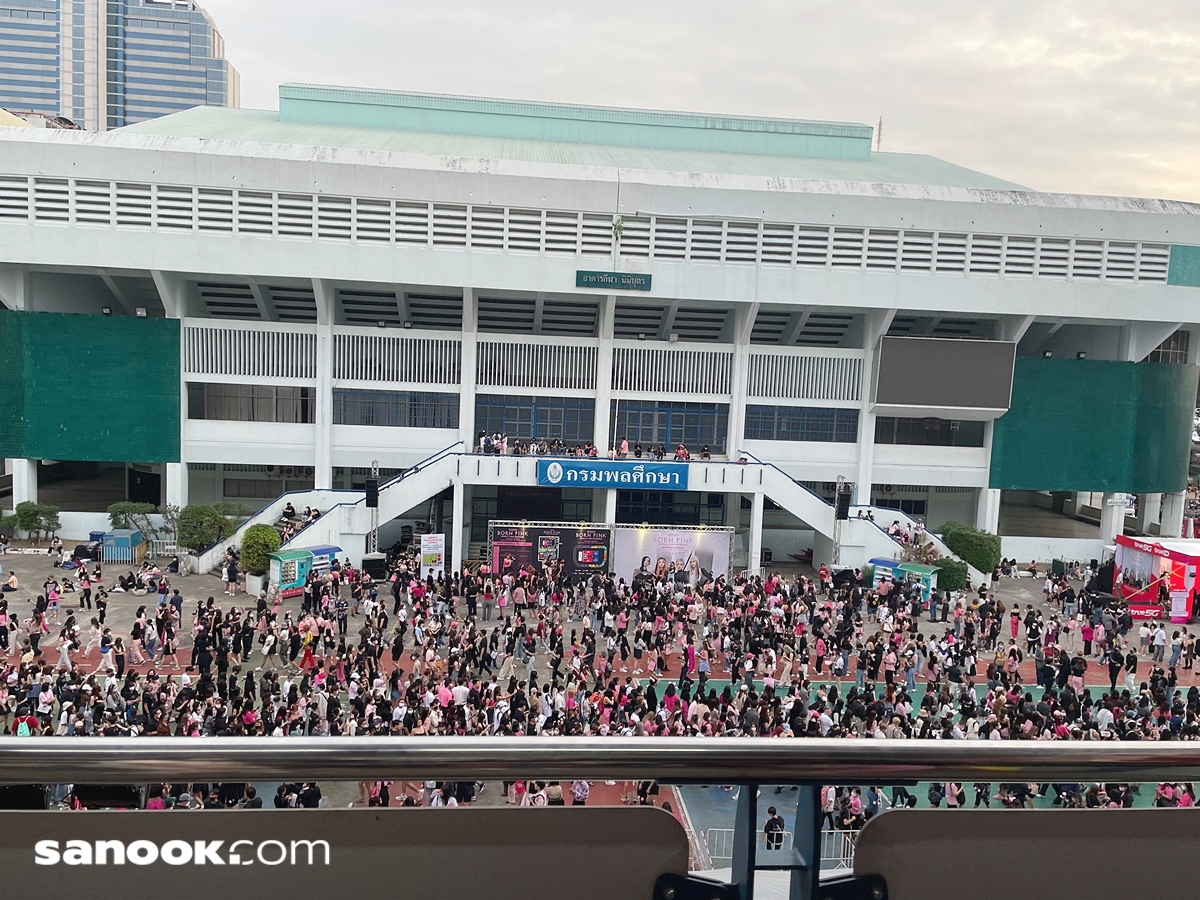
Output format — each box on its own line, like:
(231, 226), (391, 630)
(200, 0), (1200, 202)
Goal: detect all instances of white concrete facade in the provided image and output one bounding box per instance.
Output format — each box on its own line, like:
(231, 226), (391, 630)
(0, 117), (1197, 561)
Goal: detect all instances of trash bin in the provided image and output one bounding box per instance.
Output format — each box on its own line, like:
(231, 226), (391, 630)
(1052, 558), (1066, 577)
(89, 531), (105, 543)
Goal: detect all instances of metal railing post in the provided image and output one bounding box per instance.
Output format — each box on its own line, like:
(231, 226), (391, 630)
(790, 785), (823, 900)
(730, 782), (758, 900)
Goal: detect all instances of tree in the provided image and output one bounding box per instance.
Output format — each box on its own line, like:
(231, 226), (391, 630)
(14, 501), (58, 544)
(177, 504), (228, 553)
(240, 523), (281, 575)
(107, 501), (158, 534)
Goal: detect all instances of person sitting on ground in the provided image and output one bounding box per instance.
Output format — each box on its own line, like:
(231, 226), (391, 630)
(2, 572), (17, 592)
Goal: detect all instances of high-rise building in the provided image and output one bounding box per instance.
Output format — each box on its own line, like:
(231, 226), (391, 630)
(0, 0), (237, 131)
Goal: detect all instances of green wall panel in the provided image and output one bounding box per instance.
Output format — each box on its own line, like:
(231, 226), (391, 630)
(1168, 245), (1200, 287)
(990, 358), (1196, 493)
(1132, 362), (1199, 492)
(0, 310), (180, 463)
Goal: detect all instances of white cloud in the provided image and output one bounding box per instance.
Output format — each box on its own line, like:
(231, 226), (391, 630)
(200, 0), (1200, 200)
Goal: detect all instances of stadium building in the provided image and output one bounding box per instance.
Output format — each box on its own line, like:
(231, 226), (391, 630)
(0, 83), (1197, 574)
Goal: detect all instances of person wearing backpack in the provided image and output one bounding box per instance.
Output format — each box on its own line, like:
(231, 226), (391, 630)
(12, 708), (38, 736)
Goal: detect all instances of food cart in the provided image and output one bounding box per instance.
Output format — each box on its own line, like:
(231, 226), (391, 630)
(869, 558), (941, 601)
(269, 544), (342, 598)
(1114, 535), (1200, 623)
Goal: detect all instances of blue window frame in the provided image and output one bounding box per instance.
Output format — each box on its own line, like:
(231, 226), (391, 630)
(744, 405), (859, 443)
(474, 394), (594, 444)
(609, 400), (729, 454)
(333, 389), (459, 429)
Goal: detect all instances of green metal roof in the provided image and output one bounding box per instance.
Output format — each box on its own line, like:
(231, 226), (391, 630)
(278, 84), (874, 160)
(117, 106), (1024, 190)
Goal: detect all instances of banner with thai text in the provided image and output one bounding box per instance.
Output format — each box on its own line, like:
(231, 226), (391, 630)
(536, 459), (689, 490)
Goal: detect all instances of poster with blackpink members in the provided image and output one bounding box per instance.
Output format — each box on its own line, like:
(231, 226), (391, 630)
(613, 526), (732, 587)
(488, 523), (612, 577)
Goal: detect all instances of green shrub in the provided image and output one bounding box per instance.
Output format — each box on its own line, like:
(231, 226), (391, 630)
(936, 558), (969, 591)
(938, 521), (1001, 574)
(178, 504), (229, 552)
(240, 523), (281, 575)
(14, 501), (59, 543)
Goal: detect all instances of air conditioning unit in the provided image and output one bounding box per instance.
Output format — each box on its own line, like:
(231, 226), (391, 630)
(883, 485), (894, 494)
(265, 465), (276, 473)
(303, 467), (314, 477)
(282, 466), (297, 477)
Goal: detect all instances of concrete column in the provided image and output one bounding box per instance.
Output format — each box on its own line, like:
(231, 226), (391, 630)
(975, 488), (1001, 533)
(165, 462), (188, 509)
(1161, 491), (1187, 539)
(311, 279), (335, 489)
(724, 492), (742, 529)
(9, 458), (36, 507)
(1099, 492), (1128, 542)
(592, 295), (615, 454)
(748, 491), (764, 571)
(450, 479), (465, 576)
(726, 303), (758, 460)
(0, 263), (29, 310)
(602, 489), (617, 524)
(1135, 492), (1162, 534)
(459, 287), (478, 451)
(853, 309), (896, 504)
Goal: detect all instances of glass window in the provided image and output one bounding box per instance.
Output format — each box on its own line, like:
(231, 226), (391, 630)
(610, 400), (729, 454)
(874, 417), (984, 447)
(187, 383), (314, 424)
(1149, 329), (1190, 364)
(332, 389), (459, 429)
(743, 405), (859, 443)
(474, 395), (594, 444)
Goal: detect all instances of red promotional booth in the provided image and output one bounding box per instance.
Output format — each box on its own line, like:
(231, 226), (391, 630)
(1114, 535), (1200, 623)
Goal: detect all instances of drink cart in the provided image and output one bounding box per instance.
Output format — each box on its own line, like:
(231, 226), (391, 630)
(269, 545), (343, 598)
(869, 558), (941, 601)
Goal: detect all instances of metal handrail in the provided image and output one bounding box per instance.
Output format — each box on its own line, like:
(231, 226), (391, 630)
(2, 737), (1198, 784)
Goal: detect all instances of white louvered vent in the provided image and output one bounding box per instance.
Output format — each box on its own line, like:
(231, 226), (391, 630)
(652, 217), (687, 260)
(545, 210), (580, 256)
(277, 193), (314, 238)
(796, 226), (831, 267)
(76, 180), (113, 226)
(831, 227), (865, 269)
(762, 223), (796, 266)
(0, 175), (29, 220)
(968, 234), (1002, 275)
(33, 178), (69, 222)
(115, 182), (151, 228)
(354, 198), (391, 242)
(1037, 237), (1070, 279)
(725, 221), (760, 264)
(334, 332), (461, 384)
(185, 323), (317, 380)
(865, 229), (899, 271)
(618, 216), (651, 258)
(612, 347), (733, 394)
(395, 200), (430, 245)
(236, 191), (273, 235)
(317, 196), (353, 241)
(747, 353), (863, 402)
(935, 232), (967, 274)
(476, 342), (597, 391)
(0, 172), (1185, 289)
(430, 204), (467, 248)
(197, 188), (234, 233)
(507, 208), (542, 253)
(581, 214), (613, 257)
(690, 219), (723, 261)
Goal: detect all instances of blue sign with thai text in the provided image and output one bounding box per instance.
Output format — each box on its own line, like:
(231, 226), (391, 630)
(537, 459), (689, 490)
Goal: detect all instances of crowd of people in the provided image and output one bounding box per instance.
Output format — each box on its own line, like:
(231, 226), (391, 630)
(0, 537), (1197, 816)
(476, 433), (712, 462)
